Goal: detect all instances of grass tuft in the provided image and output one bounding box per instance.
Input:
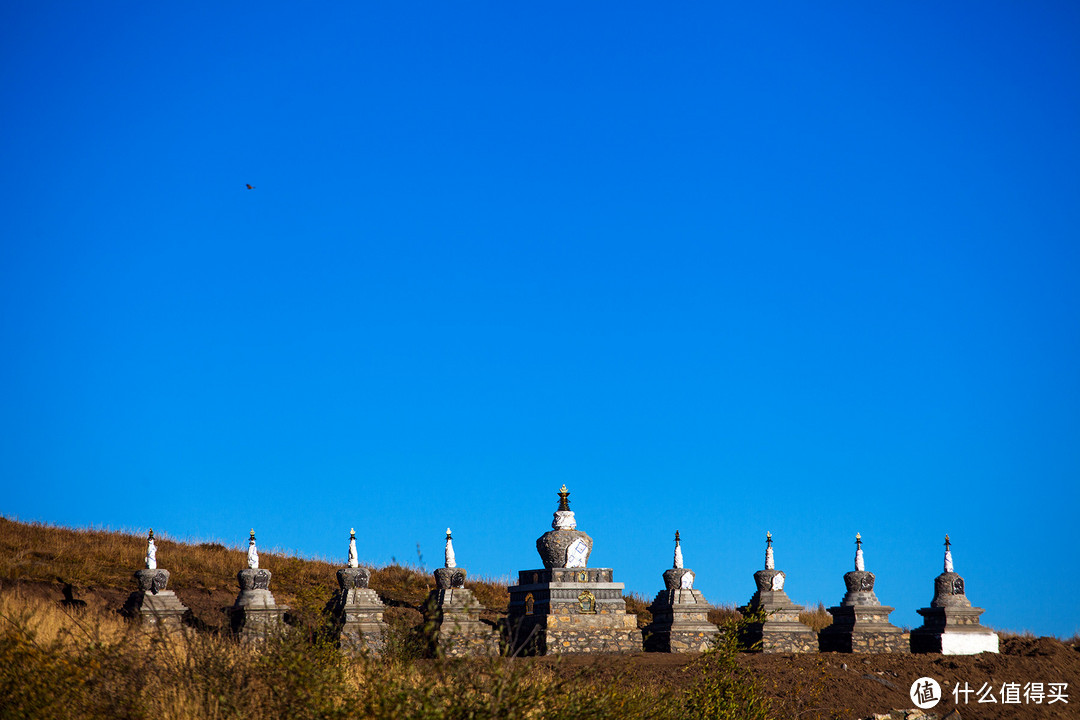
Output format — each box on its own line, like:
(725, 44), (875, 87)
(709, 602), (743, 626)
(798, 602), (832, 632)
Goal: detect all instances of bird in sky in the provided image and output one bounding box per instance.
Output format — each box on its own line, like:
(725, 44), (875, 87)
(245, 184), (255, 190)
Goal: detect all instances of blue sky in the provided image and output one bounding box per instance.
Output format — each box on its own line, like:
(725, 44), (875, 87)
(2, 2), (1078, 638)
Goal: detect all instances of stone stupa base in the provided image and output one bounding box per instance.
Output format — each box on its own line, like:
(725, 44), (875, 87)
(122, 569), (190, 634)
(332, 569), (388, 655)
(819, 605), (909, 653)
(507, 568), (642, 655)
(231, 569), (289, 641)
(910, 561), (999, 655)
(123, 592), (190, 633)
(231, 590), (289, 640)
(519, 615), (642, 655)
(643, 588), (718, 653)
(336, 588), (388, 654)
(911, 606), (999, 655)
(424, 588), (500, 658)
(740, 592), (817, 654)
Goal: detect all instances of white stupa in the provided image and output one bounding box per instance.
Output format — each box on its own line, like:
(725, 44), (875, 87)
(911, 534), (999, 655)
(444, 528), (456, 569)
(145, 529), (158, 570)
(247, 529), (259, 569)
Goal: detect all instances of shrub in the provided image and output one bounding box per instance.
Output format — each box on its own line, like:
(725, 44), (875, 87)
(684, 610), (773, 720)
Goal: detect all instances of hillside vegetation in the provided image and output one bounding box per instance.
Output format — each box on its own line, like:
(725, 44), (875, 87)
(0, 518), (780, 720)
(0, 518), (508, 616)
(8, 519), (1074, 720)
(0, 517), (829, 631)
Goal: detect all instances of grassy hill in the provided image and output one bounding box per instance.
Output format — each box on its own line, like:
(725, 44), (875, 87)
(0, 517), (506, 618)
(5, 518), (1074, 720)
(0, 517), (817, 632)
(0, 517), (768, 720)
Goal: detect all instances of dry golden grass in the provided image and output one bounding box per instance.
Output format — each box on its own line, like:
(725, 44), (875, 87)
(0, 517), (833, 641)
(798, 601), (833, 632)
(0, 517), (279, 591)
(0, 586), (130, 647)
(623, 591), (653, 628)
(708, 602), (743, 625)
(0, 517), (510, 615)
(996, 627), (1038, 642)
(463, 574), (511, 613)
(0, 589), (701, 720)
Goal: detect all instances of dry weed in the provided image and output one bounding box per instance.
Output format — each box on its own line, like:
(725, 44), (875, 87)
(799, 601), (833, 632)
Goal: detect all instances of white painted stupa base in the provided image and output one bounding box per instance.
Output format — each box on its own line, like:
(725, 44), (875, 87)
(941, 631), (1000, 655)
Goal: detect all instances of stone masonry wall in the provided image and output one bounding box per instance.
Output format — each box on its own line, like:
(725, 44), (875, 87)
(820, 630), (910, 653)
(645, 628), (715, 653)
(437, 626), (501, 658)
(743, 626), (819, 654)
(545, 611), (642, 654)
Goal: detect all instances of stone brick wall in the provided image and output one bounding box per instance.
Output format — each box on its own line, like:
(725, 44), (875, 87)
(645, 628), (715, 653)
(820, 629), (909, 653)
(439, 633), (500, 658)
(643, 588), (718, 653)
(543, 614), (642, 653)
(424, 587), (500, 658)
(743, 626), (819, 654)
(231, 605), (288, 642)
(506, 567), (642, 655)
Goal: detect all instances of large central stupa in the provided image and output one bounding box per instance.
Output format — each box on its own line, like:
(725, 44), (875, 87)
(505, 485), (641, 654)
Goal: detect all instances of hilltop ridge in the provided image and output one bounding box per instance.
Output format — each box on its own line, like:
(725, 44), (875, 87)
(0, 516), (511, 631)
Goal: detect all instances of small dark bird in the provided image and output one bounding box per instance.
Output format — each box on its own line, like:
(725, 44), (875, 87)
(246, 184), (255, 190)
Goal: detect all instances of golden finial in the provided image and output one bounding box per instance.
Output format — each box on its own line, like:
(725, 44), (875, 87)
(944, 533), (950, 548)
(557, 485), (571, 511)
(766, 531), (773, 547)
(350, 527), (355, 538)
(446, 527), (452, 539)
(148, 528), (154, 540)
(856, 532), (862, 548)
(249, 528), (256, 541)
(675, 530), (681, 543)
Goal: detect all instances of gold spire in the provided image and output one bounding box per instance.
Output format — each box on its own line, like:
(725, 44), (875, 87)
(557, 485), (571, 511)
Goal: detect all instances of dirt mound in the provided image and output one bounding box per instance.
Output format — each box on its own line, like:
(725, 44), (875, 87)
(1001, 635), (1069, 657)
